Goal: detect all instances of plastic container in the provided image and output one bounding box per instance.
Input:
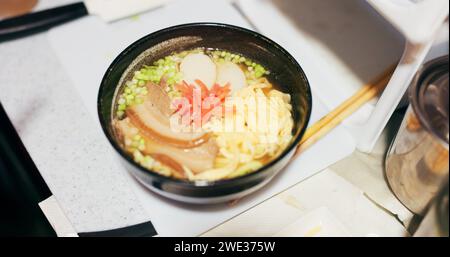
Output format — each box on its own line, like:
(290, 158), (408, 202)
(386, 56), (449, 215)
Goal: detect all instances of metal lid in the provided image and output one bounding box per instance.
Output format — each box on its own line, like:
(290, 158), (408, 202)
(411, 55), (449, 147)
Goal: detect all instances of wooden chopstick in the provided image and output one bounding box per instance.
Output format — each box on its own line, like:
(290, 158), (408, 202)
(294, 64), (396, 158)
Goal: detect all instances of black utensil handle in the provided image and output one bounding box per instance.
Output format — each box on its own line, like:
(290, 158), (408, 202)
(78, 221), (158, 237)
(0, 2), (88, 42)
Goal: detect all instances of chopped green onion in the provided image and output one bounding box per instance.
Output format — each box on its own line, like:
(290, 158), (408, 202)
(116, 110), (124, 118)
(118, 104), (126, 111)
(133, 150), (144, 162)
(135, 98), (144, 104)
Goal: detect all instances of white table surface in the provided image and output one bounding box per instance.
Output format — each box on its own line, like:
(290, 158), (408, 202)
(0, 0), (412, 237)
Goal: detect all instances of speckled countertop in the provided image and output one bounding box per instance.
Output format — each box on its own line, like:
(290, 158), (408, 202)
(0, 0), (150, 232)
(0, 0), (414, 236)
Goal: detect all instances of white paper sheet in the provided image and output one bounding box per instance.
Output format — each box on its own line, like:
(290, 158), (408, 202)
(47, 0), (355, 236)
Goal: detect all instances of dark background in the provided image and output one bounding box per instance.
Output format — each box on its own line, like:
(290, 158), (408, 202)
(0, 103), (55, 236)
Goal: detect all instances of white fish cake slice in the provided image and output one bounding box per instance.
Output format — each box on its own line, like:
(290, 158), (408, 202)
(216, 61), (247, 92)
(180, 53), (217, 89)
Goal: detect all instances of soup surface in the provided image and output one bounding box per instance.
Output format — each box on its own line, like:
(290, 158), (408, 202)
(113, 48), (294, 181)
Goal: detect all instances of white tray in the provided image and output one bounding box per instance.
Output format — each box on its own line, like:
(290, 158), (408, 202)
(238, 0), (448, 152)
(47, 0), (355, 236)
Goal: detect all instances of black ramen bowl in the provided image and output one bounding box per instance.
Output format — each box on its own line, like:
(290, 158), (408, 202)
(98, 23), (312, 204)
